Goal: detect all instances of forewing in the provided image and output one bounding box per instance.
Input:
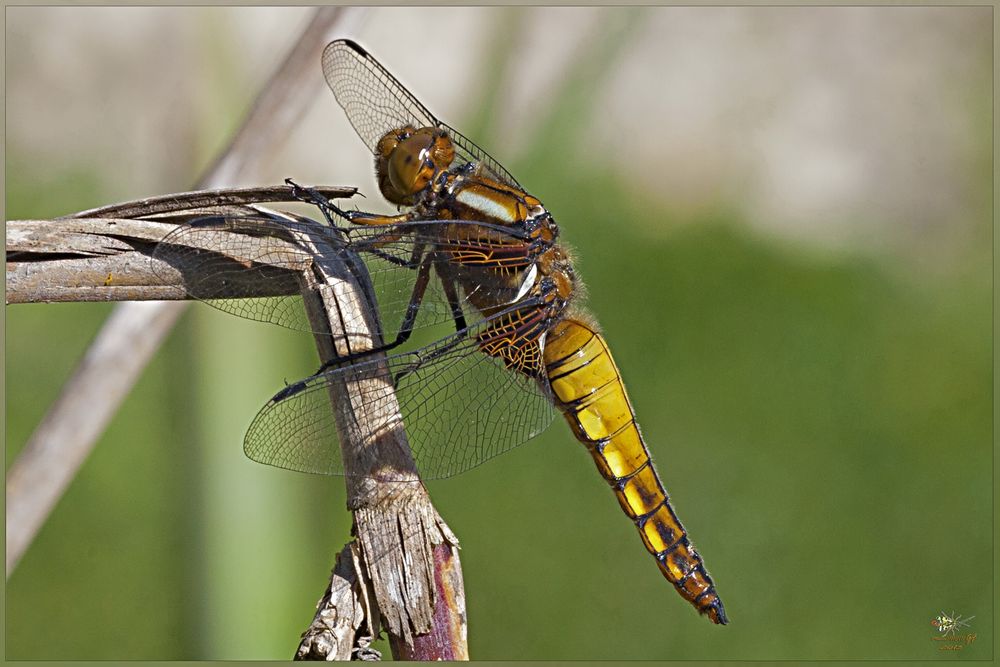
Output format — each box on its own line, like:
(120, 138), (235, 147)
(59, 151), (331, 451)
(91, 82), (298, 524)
(440, 122), (523, 190)
(243, 322), (557, 479)
(322, 39), (438, 156)
(322, 39), (522, 189)
(151, 214), (336, 333)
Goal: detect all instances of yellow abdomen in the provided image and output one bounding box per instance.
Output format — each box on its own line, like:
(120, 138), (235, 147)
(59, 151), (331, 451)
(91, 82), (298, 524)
(542, 318), (727, 625)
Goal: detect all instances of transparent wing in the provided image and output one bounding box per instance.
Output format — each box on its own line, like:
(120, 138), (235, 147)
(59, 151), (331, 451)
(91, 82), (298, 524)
(322, 39), (522, 189)
(152, 213), (539, 344)
(244, 318), (557, 480)
(151, 213), (331, 333)
(439, 121), (522, 191)
(321, 39), (436, 156)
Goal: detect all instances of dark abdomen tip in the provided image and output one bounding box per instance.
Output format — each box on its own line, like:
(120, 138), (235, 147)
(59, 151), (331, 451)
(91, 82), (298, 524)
(703, 597), (728, 625)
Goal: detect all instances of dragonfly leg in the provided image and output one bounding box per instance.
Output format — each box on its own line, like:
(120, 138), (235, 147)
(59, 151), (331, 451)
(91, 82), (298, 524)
(284, 179), (408, 227)
(364, 247), (413, 268)
(314, 246), (435, 374)
(392, 244), (432, 344)
(340, 209), (413, 226)
(356, 235), (423, 269)
(438, 270), (468, 333)
(285, 178), (408, 227)
(285, 178), (346, 227)
(391, 275), (470, 383)
(393, 273), (524, 384)
(312, 255), (472, 385)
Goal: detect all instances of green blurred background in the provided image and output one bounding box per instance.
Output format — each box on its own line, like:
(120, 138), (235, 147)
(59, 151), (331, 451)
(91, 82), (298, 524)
(4, 6), (992, 660)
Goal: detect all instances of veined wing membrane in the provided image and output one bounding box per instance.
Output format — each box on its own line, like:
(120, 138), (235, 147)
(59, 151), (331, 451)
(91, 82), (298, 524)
(439, 121), (522, 191)
(151, 213), (331, 333)
(322, 39), (522, 190)
(153, 213), (539, 344)
(244, 316), (556, 479)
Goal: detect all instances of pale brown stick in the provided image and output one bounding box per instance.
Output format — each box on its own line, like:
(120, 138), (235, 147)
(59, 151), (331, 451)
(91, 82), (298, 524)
(291, 216), (468, 660)
(6, 200), (472, 658)
(62, 184), (357, 221)
(5, 187), (357, 305)
(7, 8), (468, 659)
(4, 7), (358, 577)
(296, 543), (379, 661)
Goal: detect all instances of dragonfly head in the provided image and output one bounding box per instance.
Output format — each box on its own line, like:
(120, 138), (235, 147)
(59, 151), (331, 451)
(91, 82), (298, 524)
(375, 126), (455, 206)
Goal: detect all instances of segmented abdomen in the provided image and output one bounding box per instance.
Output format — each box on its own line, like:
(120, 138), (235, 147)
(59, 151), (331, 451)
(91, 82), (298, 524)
(542, 318), (727, 625)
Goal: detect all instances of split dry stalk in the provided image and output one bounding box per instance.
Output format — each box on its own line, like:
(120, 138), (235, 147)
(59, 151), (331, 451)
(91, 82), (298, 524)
(7, 194), (468, 659)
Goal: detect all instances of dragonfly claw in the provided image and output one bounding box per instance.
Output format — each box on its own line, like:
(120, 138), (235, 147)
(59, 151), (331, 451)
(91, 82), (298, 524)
(285, 178), (330, 208)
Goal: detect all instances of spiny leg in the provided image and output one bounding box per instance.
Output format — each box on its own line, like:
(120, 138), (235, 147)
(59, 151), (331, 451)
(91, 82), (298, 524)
(438, 268), (468, 334)
(286, 177), (410, 227)
(355, 233), (424, 269)
(391, 268), (470, 385)
(315, 245), (434, 374)
(285, 178), (345, 227)
(393, 242), (432, 344)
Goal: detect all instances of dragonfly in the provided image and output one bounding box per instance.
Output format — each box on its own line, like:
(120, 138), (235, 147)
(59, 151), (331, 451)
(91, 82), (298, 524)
(153, 38), (727, 625)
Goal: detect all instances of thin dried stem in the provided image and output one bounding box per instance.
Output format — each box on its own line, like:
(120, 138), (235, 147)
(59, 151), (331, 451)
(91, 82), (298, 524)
(5, 188), (345, 575)
(6, 187), (356, 305)
(290, 211), (468, 660)
(8, 7), (468, 660)
(7, 193), (471, 658)
(64, 185), (357, 221)
(5, 6), (358, 577)
(296, 543), (379, 661)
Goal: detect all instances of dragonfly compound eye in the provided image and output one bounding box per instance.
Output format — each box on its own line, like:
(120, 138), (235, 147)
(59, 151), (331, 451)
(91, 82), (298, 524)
(379, 128), (455, 204)
(376, 126), (415, 205)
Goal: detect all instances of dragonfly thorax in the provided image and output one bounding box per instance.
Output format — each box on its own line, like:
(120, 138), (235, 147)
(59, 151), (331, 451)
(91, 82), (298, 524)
(375, 126), (455, 206)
